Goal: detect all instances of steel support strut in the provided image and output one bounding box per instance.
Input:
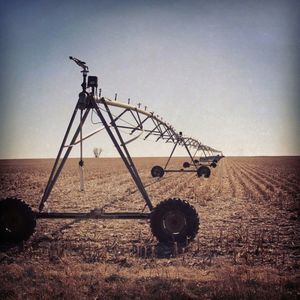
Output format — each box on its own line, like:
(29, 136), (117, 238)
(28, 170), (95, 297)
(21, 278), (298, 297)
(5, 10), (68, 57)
(91, 98), (154, 211)
(192, 148), (199, 161)
(39, 108), (91, 211)
(41, 107), (78, 202)
(36, 211), (150, 219)
(164, 141), (179, 169)
(183, 139), (198, 169)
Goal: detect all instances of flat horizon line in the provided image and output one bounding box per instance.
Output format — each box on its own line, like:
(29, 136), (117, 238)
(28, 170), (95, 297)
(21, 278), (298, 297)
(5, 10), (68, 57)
(1, 155), (300, 161)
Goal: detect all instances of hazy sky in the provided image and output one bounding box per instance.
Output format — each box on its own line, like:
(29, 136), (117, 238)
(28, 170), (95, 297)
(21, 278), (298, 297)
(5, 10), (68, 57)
(0, 0), (299, 158)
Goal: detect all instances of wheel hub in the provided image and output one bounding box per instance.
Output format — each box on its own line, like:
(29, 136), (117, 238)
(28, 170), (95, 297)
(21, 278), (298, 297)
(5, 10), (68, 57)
(1, 210), (23, 233)
(151, 166), (164, 178)
(162, 210), (186, 234)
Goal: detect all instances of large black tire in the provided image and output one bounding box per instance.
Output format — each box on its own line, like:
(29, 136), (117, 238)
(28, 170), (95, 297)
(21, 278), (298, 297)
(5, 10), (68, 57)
(197, 166), (211, 178)
(0, 198), (36, 245)
(150, 198), (199, 244)
(183, 162), (190, 168)
(210, 162), (217, 168)
(151, 166), (165, 178)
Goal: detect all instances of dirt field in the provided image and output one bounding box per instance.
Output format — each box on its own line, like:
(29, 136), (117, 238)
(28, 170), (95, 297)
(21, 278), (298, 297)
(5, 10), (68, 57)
(0, 156), (300, 299)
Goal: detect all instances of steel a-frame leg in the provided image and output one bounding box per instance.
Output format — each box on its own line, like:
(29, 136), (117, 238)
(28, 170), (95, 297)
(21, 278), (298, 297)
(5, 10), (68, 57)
(39, 106), (90, 211)
(191, 148), (199, 161)
(164, 141), (179, 169)
(163, 139), (198, 172)
(91, 99), (153, 211)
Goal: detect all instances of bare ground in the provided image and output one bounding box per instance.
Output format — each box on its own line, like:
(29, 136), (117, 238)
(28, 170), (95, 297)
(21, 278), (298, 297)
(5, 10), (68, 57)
(0, 156), (300, 299)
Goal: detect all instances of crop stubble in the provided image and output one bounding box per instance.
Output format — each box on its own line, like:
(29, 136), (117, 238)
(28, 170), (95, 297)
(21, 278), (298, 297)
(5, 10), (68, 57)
(0, 156), (299, 298)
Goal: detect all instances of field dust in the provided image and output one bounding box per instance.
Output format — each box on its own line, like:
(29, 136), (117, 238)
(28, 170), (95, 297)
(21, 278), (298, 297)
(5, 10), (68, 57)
(0, 156), (300, 299)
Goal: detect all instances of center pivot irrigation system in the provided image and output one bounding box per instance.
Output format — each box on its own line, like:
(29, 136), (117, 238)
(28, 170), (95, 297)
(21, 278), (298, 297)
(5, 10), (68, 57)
(0, 57), (223, 247)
